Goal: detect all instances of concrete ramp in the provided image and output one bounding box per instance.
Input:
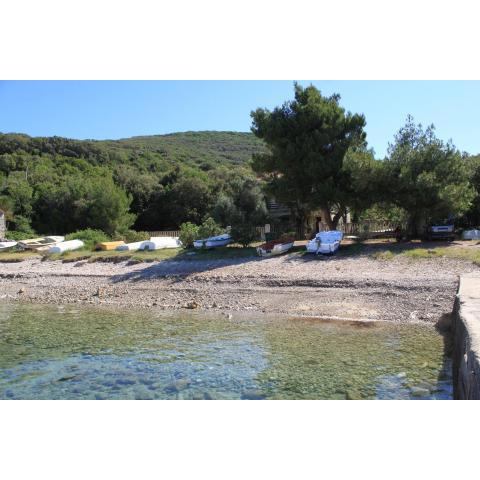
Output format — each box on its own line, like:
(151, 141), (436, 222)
(452, 273), (480, 399)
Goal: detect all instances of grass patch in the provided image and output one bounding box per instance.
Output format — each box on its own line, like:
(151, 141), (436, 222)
(371, 250), (395, 261)
(0, 251), (41, 262)
(402, 246), (480, 265)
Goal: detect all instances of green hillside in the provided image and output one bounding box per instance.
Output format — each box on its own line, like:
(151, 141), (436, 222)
(0, 131), (267, 234)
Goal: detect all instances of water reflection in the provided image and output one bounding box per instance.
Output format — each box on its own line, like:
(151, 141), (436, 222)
(0, 304), (452, 399)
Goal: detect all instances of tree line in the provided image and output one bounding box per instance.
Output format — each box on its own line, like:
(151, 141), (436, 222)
(1, 85), (480, 242)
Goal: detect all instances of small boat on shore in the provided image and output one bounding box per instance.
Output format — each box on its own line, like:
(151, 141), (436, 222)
(48, 239), (84, 254)
(194, 233), (232, 249)
(0, 240), (17, 251)
(116, 237), (182, 251)
(257, 238), (295, 257)
(96, 241), (125, 251)
(306, 230), (343, 255)
(18, 236), (65, 251)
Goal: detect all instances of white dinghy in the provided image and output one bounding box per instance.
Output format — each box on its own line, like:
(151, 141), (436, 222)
(257, 238), (295, 257)
(306, 230), (343, 255)
(0, 241), (17, 251)
(116, 241), (148, 252)
(18, 236), (65, 251)
(48, 239), (84, 254)
(140, 236), (182, 251)
(194, 233), (232, 249)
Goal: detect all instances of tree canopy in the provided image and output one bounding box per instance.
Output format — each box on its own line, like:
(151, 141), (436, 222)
(251, 83), (367, 230)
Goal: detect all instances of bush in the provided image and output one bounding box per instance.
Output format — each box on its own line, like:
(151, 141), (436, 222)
(179, 222), (200, 248)
(198, 217), (222, 239)
(4, 230), (36, 241)
(65, 228), (110, 250)
(230, 222), (258, 247)
(114, 230), (150, 243)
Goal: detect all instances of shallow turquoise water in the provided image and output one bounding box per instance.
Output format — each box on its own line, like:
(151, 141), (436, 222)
(0, 303), (452, 400)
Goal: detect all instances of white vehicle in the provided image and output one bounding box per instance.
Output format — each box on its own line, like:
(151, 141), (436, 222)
(194, 233), (232, 249)
(462, 229), (480, 240)
(306, 230), (343, 255)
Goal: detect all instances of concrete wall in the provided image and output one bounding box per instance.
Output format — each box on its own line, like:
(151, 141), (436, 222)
(452, 273), (480, 400)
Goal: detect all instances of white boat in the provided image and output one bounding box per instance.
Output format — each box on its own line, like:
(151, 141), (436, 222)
(48, 239), (84, 254)
(0, 241), (17, 251)
(116, 241), (147, 252)
(306, 230), (343, 255)
(194, 233), (232, 249)
(18, 236), (65, 251)
(140, 237), (182, 251)
(257, 238), (294, 257)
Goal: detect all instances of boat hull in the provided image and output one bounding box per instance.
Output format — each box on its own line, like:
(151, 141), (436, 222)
(257, 241), (294, 257)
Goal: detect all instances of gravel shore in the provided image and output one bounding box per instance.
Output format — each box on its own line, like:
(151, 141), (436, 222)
(1, 250), (478, 323)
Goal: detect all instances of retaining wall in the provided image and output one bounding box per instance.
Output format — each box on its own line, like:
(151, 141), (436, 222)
(452, 273), (480, 399)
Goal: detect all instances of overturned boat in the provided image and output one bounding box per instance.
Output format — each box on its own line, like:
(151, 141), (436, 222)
(257, 238), (295, 257)
(48, 239), (84, 254)
(194, 233), (232, 249)
(116, 237), (182, 251)
(18, 236), (65, 251)
(306, 230), (343, 255)
(0, 240), (17, 251)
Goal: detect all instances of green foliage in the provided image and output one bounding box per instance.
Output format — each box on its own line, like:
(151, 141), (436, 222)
(0, 131), (266, 234)
(198, 217), (222, 239)
(65, 228), (110, 250)
(382, 116), (475, 235)
(117, 230), (151, 243)
(213, 178), (268, 247)
(251, 82), (366, 230)
(4, 228), (36, 241)
(179, 222), (200, 248)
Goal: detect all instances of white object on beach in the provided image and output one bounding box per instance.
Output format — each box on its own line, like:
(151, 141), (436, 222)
(116, 241), (147, 251)
(257, 240), (294, 257)
(48, 239), (84, 254)
(194, 233), (232, 249)
(18, 236), (65, 250)
(141, 236), (182, 251)
(0, 241), (17, 251)
(306, 230), (343, 255)
(462, 229), (480, 240)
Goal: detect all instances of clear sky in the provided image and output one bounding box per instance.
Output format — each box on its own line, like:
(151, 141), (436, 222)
(0, 80), (479, 158)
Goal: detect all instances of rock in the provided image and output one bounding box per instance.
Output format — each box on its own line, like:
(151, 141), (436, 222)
(186, 300), (199, 309)
(410, 386), (430, 397)
(241, 389), (266, 400)
(164, 378), (191, 393)
(18, 287), (25, 294)
(346, 390), (363, 400)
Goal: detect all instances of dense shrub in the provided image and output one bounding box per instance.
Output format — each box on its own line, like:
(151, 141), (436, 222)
(198, 217), (222, 239)
(179, 222), (200, 248)
(115, 230), (150, 243)
(65, 228), (110, 250)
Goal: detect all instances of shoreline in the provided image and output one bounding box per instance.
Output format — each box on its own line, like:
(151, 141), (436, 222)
(1, 252), (478, 323)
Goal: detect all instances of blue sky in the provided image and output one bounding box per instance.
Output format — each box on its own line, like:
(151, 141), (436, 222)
(0, 81), (479, 158)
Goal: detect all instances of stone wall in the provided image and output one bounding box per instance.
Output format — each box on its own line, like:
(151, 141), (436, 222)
(452, 273), (480, 399)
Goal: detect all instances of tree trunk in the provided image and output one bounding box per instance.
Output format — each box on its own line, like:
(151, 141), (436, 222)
(320, 206), (334, 230)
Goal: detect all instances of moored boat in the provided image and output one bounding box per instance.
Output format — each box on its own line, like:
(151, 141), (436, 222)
(194, 233), (232, 249)
(257, 238), (295, 257)
(306, 230), (343, 255)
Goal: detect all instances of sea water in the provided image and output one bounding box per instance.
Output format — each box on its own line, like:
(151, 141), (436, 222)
(0, 303), (452, 400)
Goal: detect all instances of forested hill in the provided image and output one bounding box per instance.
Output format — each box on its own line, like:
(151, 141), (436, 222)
(0, 131), (267, 235)
(0, 131), (266, 170)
